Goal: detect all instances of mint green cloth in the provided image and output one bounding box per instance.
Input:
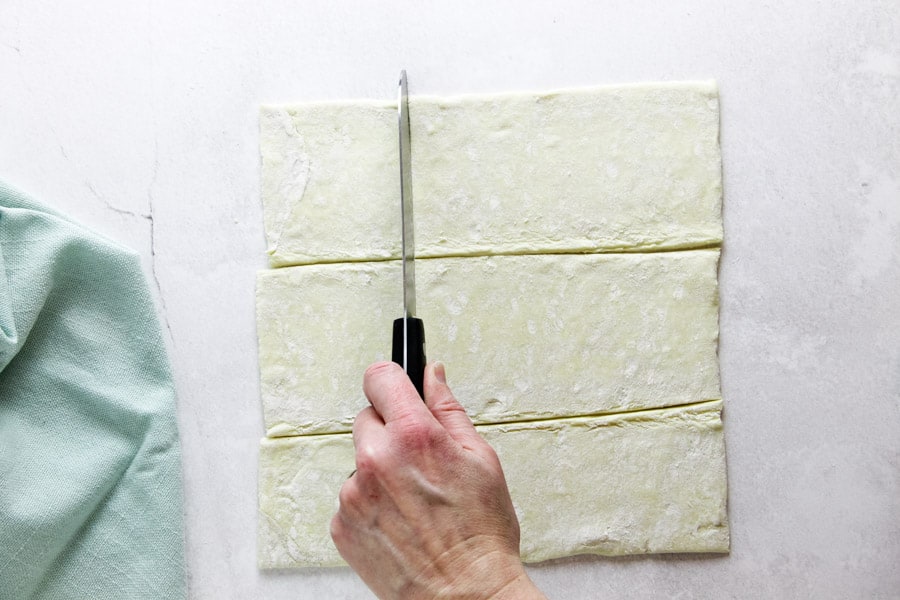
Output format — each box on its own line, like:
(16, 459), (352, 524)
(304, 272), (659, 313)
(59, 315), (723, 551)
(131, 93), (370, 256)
(0, 182), (186, 599)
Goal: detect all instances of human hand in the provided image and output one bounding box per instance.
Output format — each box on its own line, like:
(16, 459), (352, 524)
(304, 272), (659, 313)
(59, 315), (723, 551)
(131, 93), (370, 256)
(331, 361), (546, 600)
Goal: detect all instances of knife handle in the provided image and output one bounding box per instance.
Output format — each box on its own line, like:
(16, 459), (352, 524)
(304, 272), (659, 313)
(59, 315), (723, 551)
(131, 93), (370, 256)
(392, 317), (426, 400)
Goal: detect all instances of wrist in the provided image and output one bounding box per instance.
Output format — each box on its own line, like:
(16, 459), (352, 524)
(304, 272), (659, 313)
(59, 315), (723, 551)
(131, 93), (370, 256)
(439, 546), (545, 600)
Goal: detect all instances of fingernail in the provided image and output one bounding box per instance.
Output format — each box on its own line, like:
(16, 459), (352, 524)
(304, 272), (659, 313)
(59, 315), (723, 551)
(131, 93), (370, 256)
(434, 361), (446, 384)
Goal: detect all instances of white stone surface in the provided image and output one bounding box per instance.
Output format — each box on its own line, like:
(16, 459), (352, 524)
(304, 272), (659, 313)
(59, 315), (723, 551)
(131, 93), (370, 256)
(1, 1), (897, 598)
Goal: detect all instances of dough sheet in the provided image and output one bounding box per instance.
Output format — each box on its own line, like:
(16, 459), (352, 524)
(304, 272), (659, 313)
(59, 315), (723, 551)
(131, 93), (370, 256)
(257, 251), (721, 437)
(258, 400), (728, 568)
(260, 82), (722, 267)
(256, 80), (729, 567)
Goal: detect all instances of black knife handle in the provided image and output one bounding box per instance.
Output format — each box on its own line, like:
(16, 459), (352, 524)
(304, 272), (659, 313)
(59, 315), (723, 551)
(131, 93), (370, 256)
(392, 317), (426, 400)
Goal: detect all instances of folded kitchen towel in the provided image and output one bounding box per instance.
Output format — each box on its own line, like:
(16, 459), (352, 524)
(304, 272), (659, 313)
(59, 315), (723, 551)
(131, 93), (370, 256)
(0, 181), (186, 599)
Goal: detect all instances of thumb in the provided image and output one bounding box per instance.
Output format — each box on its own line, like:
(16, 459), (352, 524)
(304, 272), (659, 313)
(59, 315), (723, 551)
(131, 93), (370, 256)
(423, 362), (484, 452)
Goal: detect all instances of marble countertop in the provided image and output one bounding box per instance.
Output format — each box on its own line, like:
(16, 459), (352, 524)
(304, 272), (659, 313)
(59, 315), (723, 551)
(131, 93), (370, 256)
(2, 1), (897, 597)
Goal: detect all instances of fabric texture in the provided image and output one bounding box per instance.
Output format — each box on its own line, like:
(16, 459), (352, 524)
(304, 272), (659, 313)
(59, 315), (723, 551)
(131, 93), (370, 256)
(0, 181), (186, 599)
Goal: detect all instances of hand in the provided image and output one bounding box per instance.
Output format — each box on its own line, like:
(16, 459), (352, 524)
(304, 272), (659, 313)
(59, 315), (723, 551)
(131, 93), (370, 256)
(331, 361), (546, 600)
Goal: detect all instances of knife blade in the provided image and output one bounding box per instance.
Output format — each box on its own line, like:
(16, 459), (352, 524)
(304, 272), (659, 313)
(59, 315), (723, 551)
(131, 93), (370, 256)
(391, 70), (426, 399)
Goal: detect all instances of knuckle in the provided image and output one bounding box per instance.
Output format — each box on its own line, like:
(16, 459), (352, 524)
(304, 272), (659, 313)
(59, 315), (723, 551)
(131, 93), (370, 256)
(355, 442), (388, 478)
(396, 420), (444, 452)
(329, 513), (346, 544)
(338, 476), (382, 515)
(337, 479), (360, 509)
(352, 406), (376, 433)
(433, 397), (470, 420)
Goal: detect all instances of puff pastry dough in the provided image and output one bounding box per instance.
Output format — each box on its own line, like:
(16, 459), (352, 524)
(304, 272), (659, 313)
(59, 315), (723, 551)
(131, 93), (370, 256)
(258, 401), (728, 567)
(256, 81), (729, 567)
(260, 82), (722, 267)
(257, 250), (721, 436)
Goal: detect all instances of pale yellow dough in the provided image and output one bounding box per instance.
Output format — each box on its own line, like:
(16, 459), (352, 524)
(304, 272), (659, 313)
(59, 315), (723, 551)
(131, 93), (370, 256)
(260, 101), (399, 265)
(260, 82), (722, 267)
(258, 401), (728, 568)
(257, 250), (721, 436)
(256, 81), (729, 567)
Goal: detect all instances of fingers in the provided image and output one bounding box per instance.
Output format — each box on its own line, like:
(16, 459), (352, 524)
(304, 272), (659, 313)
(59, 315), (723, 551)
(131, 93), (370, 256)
(362, 360), (492, 461)
(351, 405), (385, 462)
(363, 361), (434, 425)
(338, 406), (386, 540)
(423, 362), (485, 452)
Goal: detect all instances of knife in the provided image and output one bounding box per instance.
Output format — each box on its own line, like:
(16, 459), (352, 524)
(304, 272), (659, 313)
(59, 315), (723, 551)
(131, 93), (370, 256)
(391, 70), (426, 399)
